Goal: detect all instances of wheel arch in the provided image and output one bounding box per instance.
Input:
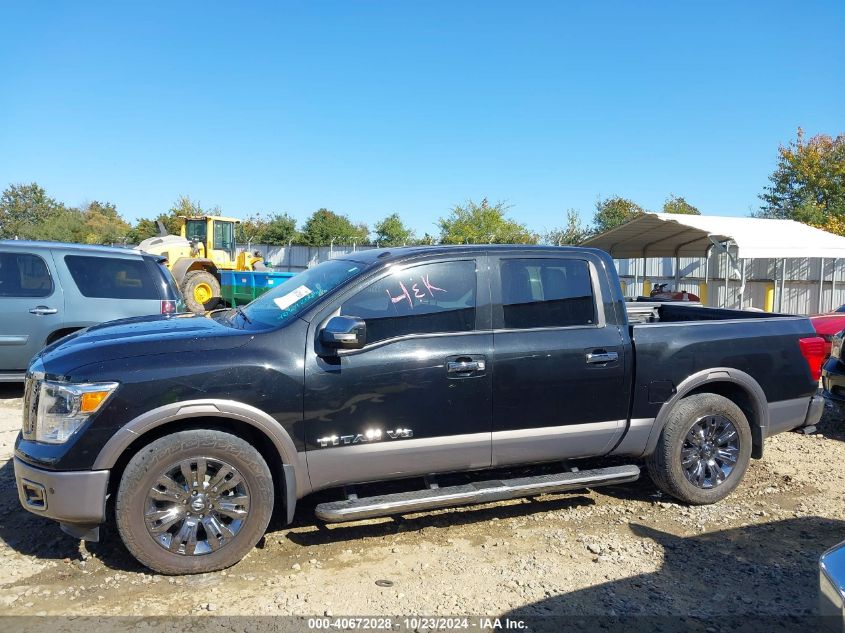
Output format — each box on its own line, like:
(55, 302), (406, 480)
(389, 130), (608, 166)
(45, 326), (87, 346)
(170, 258), (219, 286)
(643, 368), (769, 459)
(95, 400), (309, 524)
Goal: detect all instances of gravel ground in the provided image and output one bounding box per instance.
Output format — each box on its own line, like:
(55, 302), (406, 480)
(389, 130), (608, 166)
(1, 383), (844, 624)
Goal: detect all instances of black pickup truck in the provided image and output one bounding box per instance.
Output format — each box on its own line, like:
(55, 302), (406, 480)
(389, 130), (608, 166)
(14, 245), (825, 574)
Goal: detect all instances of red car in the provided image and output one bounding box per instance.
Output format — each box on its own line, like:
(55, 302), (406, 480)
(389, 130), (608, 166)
(810, 305), (845, 359)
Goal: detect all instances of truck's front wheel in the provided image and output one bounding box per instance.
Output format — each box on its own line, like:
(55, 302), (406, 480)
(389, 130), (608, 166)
(115, 430), (274, 574)
(646, 393), (752, 505)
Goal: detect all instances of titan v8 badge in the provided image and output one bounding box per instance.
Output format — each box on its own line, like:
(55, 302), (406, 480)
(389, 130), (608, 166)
(316, 428), (413, 448)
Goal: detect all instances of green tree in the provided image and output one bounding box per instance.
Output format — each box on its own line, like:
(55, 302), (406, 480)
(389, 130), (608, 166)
(438, 198), (537, 244)
(127, 218), (164, 243)
(545, 209), (591, 245)
(169, 195), (208, 218)
(232, 212), (300, 245)
(129, 213), (185, 243)
(236, 213), (267, 245)
(592, 196), (646, 233)
(757, 128), (845, 234)
(0, 183), (67, 239)
(299, 208), (369, 246)
(374, 213), (415, 246)
(256, 213), (298, 245)
(128, 195), (208, 243)
(31, 207), (87, 243)
(80, 201), (131, 244)
(662, 195), (701, 215)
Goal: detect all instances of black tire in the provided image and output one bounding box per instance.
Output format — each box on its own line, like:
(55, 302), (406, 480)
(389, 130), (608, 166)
(45, 327), (83, 346)
(181, 269), (221, 313)
(646, 393), (752, 505)
(116, 430), (274, 574)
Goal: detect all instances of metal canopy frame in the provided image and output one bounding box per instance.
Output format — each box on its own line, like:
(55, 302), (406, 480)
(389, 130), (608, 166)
(582, 213), (845, 312)
(585, 212), (845, 259)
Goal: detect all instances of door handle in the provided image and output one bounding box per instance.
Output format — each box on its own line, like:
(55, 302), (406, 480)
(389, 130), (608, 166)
(29, 306), (58, 316)
(586, 351), (618, 364)
(447, 360), (486, 373)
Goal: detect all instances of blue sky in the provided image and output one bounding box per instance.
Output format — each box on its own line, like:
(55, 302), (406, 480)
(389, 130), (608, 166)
(1, 1), (842, 236)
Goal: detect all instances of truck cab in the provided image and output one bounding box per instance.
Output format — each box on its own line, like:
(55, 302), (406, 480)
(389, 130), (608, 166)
(182, 216), (237, 268)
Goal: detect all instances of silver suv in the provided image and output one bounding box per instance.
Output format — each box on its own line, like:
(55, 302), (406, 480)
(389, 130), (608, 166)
(0, 241), (184, 381)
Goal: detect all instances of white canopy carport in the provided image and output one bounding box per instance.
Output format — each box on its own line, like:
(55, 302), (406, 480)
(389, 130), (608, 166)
(583, 213), (845, 311)
(583, 213), (845, 260)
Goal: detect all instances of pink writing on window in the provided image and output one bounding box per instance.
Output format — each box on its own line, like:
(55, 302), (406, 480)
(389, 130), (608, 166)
(386, 281), (413, 308)
(421, 275), (446, 297)
(386, 275), (447, 310)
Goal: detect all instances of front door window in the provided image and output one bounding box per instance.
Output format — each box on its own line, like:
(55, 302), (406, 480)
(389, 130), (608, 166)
(340, 260), (477, 346)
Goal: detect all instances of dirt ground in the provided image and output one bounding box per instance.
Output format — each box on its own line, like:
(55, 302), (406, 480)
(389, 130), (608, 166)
(1, 382), (844, 626)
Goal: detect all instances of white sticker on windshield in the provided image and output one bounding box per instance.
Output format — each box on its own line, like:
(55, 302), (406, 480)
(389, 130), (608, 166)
(273, 285), (313, 310)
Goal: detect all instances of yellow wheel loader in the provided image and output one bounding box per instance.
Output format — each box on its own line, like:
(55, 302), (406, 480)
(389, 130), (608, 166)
(137, 216), (266, 312)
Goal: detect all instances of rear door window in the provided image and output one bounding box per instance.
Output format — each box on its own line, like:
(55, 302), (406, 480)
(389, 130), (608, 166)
(499, 258), (596, 329)
(0, 252), (53, 297)
(64, 255), (161, 300)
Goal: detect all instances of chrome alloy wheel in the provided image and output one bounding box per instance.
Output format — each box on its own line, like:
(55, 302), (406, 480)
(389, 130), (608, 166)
(681, 414), (740, 489)
(144, 457), (250, 556)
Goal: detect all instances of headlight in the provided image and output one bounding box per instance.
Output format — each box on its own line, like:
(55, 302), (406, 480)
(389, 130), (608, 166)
(831, 334), (843, 360)
(32, 381), (119, 444)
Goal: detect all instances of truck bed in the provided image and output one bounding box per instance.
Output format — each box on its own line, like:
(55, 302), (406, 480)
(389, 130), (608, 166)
(626, 301), (817, 438)
(626, 301), (791, 325)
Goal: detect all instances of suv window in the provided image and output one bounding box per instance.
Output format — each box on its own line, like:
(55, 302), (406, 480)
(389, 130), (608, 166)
(64, 255), (161, 300)
(500, 258), (595, 329)
(341, 260), (477, 345)
(0, 252), (53, 297)
(150, 259), (183, 302)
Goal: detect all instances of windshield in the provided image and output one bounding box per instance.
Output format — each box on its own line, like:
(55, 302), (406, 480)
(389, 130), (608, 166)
(240, 259), (364, 328)
(185, 219), (206, 243)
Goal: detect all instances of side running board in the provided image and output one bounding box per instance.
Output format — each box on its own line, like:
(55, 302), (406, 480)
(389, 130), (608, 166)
(315, 464), (640, 523)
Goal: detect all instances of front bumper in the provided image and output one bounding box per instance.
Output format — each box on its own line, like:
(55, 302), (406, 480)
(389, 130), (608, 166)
(13, 457), (109, 539)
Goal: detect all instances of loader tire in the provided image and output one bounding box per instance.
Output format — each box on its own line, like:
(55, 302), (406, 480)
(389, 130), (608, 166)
(182, 270), (220, 313)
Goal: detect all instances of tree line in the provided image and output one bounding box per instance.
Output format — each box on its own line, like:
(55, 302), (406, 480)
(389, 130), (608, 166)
(0, 185), (707, 248)
(1, 129), (841, 247)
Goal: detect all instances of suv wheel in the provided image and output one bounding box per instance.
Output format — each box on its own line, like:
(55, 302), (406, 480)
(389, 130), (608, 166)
(646, 393), (752, 505)
(116, 430), (274, 574)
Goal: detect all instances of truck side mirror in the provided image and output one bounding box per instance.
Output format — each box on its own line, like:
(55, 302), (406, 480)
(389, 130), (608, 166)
(320, 316), (366, 351)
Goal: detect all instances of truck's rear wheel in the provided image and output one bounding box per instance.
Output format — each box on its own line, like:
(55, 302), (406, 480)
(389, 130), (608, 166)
(182, 270), (220, 313)
(646, 393), (752, 505)
(116, 430), (274, 574)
